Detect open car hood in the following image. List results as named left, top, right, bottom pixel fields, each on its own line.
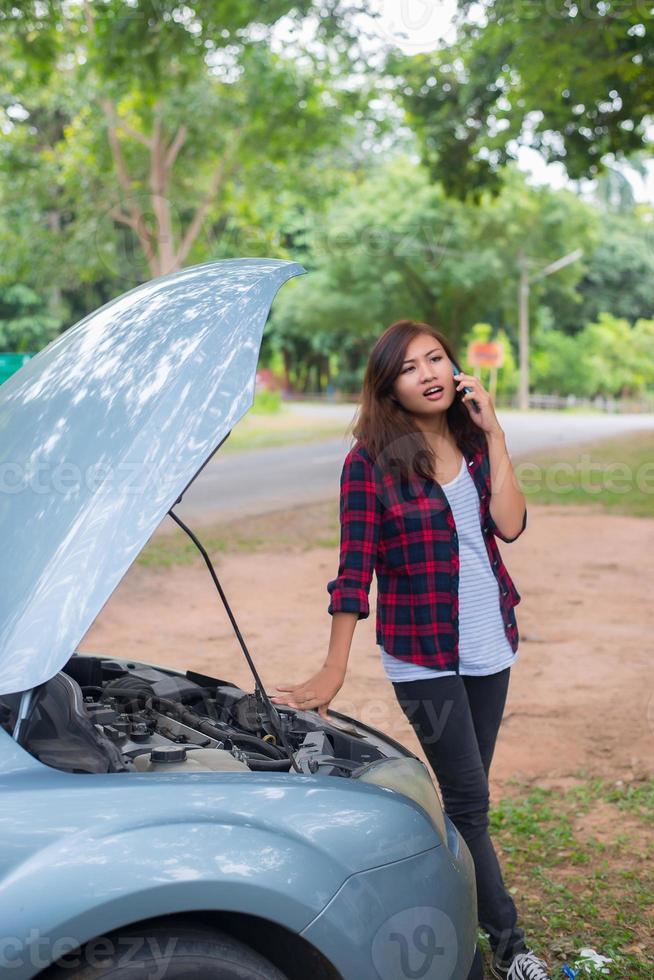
left=0, top=258, right=305, bottom=696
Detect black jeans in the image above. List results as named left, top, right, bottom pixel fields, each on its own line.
left=392, top=668, right=527, bottom=978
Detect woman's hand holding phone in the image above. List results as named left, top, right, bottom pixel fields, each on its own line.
left=451, top=362, right=502, bottom=436
left=451, top=361, right=478, bottom=408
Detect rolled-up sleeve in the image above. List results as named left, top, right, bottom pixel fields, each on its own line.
left=486, top=505, right=527, bottom=543
left=476, top=431, right=528, bottom=543
left=327, top=449, right=382, bottom=620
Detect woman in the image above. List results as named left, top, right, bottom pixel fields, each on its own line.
left=271, top=320, right=551, bottom=980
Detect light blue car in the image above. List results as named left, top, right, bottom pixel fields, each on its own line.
left=0, top=259, right=479, bottom=980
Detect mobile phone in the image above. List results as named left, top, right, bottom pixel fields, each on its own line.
left=450, top=359, right=481, bottom=414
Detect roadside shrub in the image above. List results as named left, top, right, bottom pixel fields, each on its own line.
left=252, top=389, right=282, bottom=414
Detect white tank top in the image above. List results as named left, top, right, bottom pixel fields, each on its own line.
left=380, top=455, right=518, bottom=681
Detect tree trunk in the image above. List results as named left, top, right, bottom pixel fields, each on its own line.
left=281, top=348, right=293, bottom=392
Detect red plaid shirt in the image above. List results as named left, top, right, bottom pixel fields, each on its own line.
left=327, top=432, right=526, bottom=672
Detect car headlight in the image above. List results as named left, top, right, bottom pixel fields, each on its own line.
left=353, top=756, right=447, bottom=843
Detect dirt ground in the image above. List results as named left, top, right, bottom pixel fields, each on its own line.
left=80, top=502, right=654, bottom=799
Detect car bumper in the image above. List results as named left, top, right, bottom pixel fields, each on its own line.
left=301, top=816, right=477, bottom=980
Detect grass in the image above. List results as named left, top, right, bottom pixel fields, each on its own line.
left=138, top=500, right=340, bottom=568
left=515, top=430, right=654, bottom=518
left=477, top=774, right=654, bottom=977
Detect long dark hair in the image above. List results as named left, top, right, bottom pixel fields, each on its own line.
left=350, top=319, right=481, bottom=481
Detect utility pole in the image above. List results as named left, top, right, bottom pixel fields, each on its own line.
left=516, top=248, right=584, bottom=411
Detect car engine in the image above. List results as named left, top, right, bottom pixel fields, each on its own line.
left=4, top=654, right=403, bottom=777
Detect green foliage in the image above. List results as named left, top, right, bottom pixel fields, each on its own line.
left=466, top=322, right=492, bottom=343
left=0, top=283, right=61, bottom=352
left=581, top=312, right=654, bottom=396
left=532, top=311, right=654, bottom=398
left=0, top=0, right=376, bottom=292
left=1, top=1, right=652, bottom=402
left=0, top=1, right=315, bottom=95
left=386, top=2, right=653, bottom=199
left=531, top=329, right=591, bottom=397
left=488, top=775, right=654, bottom=977
left=269, top=159, right=598, bottom=391
left=572, top=210, right=654, bottom=330
left=251, top=388, right=282, bottom=414
left=515, top=430, right=654, bottom=518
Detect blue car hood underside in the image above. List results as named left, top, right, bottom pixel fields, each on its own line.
left=0, top=258, right=305, bottom=696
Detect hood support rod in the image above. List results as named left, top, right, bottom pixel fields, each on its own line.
left=167, top=509, right=301, bottom=773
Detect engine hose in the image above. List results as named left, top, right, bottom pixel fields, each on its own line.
left=189, top=714, right=287, bottom=759
left=152, top=698, right=287, bottom=760
left=226, top=732, right=287, bottom=759
left=178, top=709, right=288, bottom=759
left=153, top=699, right=226, bottom=737
left=246, top=757, right=293, bottom=771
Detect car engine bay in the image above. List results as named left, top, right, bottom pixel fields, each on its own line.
left=1, top=655, right=407, bottom=777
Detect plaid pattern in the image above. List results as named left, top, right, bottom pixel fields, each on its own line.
left=327, top=432, right=526, bottom=671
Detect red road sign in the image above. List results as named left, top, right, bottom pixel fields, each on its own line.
left=467, top=340, right=504, bottom=368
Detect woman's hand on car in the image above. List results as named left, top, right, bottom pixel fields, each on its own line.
left=270, top=664, right=344, bottom=719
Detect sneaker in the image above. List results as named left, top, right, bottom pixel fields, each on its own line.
left=490, top=948, right=552, bottom=980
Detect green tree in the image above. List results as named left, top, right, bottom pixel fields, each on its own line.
left=531, top=326, right=593, bottom=397
left=269, top=159, right=596, bottom=391
left=0, top=284, right=61, bottom=352
left=569, top=209, right=654, bottom=330
left=577, top=312, right=654, bottom=397
left=531, top=310, right=654, bottom=398
left=631, top=318, right=654, bottom=391
left=0, top=0, right=376, bottom=288
left=386, top=1, right=653, bottom=200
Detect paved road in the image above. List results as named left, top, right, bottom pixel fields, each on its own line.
left=170, top=405, right=654, bottom=528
